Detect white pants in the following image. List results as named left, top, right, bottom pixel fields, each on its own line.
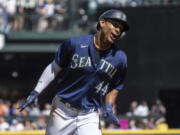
left=45, top=96, right=102, bottom=135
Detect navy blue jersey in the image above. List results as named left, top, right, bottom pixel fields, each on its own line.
left=54, top=35, right=127, bottom=110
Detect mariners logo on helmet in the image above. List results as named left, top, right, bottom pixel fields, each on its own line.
left=97, top=9, right=130, bottom=31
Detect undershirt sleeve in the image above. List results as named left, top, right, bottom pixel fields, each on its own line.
left=34, top=61, right=62, bottom=94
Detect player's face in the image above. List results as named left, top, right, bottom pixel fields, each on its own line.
left=100, top=19, right=124, bottom=44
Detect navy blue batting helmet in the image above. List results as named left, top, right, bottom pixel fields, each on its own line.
left=97, top=9, right=130, bottom=31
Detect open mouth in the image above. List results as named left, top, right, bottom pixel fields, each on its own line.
left=111, top=33, right=119, bottom=40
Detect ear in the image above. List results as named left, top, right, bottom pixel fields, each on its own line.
left=99, top=19, right=106, bottom=29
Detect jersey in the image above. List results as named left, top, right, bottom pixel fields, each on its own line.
left=54, top=34, right=127, bottom=110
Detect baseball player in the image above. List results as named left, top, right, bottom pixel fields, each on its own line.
left=18, top=9, right=129, bottom=135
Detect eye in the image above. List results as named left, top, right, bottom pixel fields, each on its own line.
left=113, top=22, right=124, bottom=31
left=110, top=20, right=121, bottom=28
left=113, top=22, right=119, bottom=28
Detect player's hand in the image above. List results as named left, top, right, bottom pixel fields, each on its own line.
left=17, top=90, right=39, bottom=112
left=102, top=102, right=120, bottom=127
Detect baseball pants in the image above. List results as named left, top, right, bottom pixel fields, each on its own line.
left=45, top=96, right=102, bottom=135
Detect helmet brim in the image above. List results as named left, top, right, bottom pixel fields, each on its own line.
left=96, top=19, right=130, bottom=31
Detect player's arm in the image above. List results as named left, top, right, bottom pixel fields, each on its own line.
left=34, top=60, right=62, bottom=93
left=18, top=61, right=62, bottom=111
left=105, top=89, right=119, bottom=104
left=102, top=89, right=120, bottom=126
left=102, top=51, right=127, bottom=126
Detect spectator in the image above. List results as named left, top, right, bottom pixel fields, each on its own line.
left=0, top=117, right=10, bottom=131
left=9, top=119, right=24, bottom=131
left=133, top=101, right=150, bottom=129
left=126, top=100, right=138, bottom=116
left=129, top=120, right=138, bottom=129
left=146, top=118, right=156, bottom=129
left=33, top=0, right=46, bottom=30
left=3, top=0, right=17, bottom=31
left=36, top=0, right=55, bottom=32
left=107, top=123, right=119, bottom=129
left=134, top=101, right=149, bottom=117
left=36, top=115, right=47, bottom=130
left=23, top=119, right=34, bottom=130
left=150, top=99, right=166, bottom=116
left=29, top=105, right=40, bottom=117
left=11, top=101, right=29, bottom=116
left=0, top=99, right=9, bottom=116
left=41, top=103, right=51, bottom=116
left=0, top=4, right=10, bottom=34
left=16, top=2, right=25, bottom=31
left=53, top=0, right=67, bottom=31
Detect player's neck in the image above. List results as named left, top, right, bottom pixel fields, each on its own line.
left=94, top=33, right=111, bottom=51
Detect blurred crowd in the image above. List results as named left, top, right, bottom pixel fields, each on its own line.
left=0, top=0, right=180, bottom=34
left=0, top=99, right=51, bottom=131
left=0, top=0, right=67, bottom=33
left=0, top=98, right=167, bottom=131
left=101, top=100, right=168, bottom=130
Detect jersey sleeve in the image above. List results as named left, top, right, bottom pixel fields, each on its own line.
left=111, top=52, right=127, bottom=91
left=54, top=39, right=72, bottom=68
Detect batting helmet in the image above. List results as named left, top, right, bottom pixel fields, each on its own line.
left=97, top=9, right=130, bottom=31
